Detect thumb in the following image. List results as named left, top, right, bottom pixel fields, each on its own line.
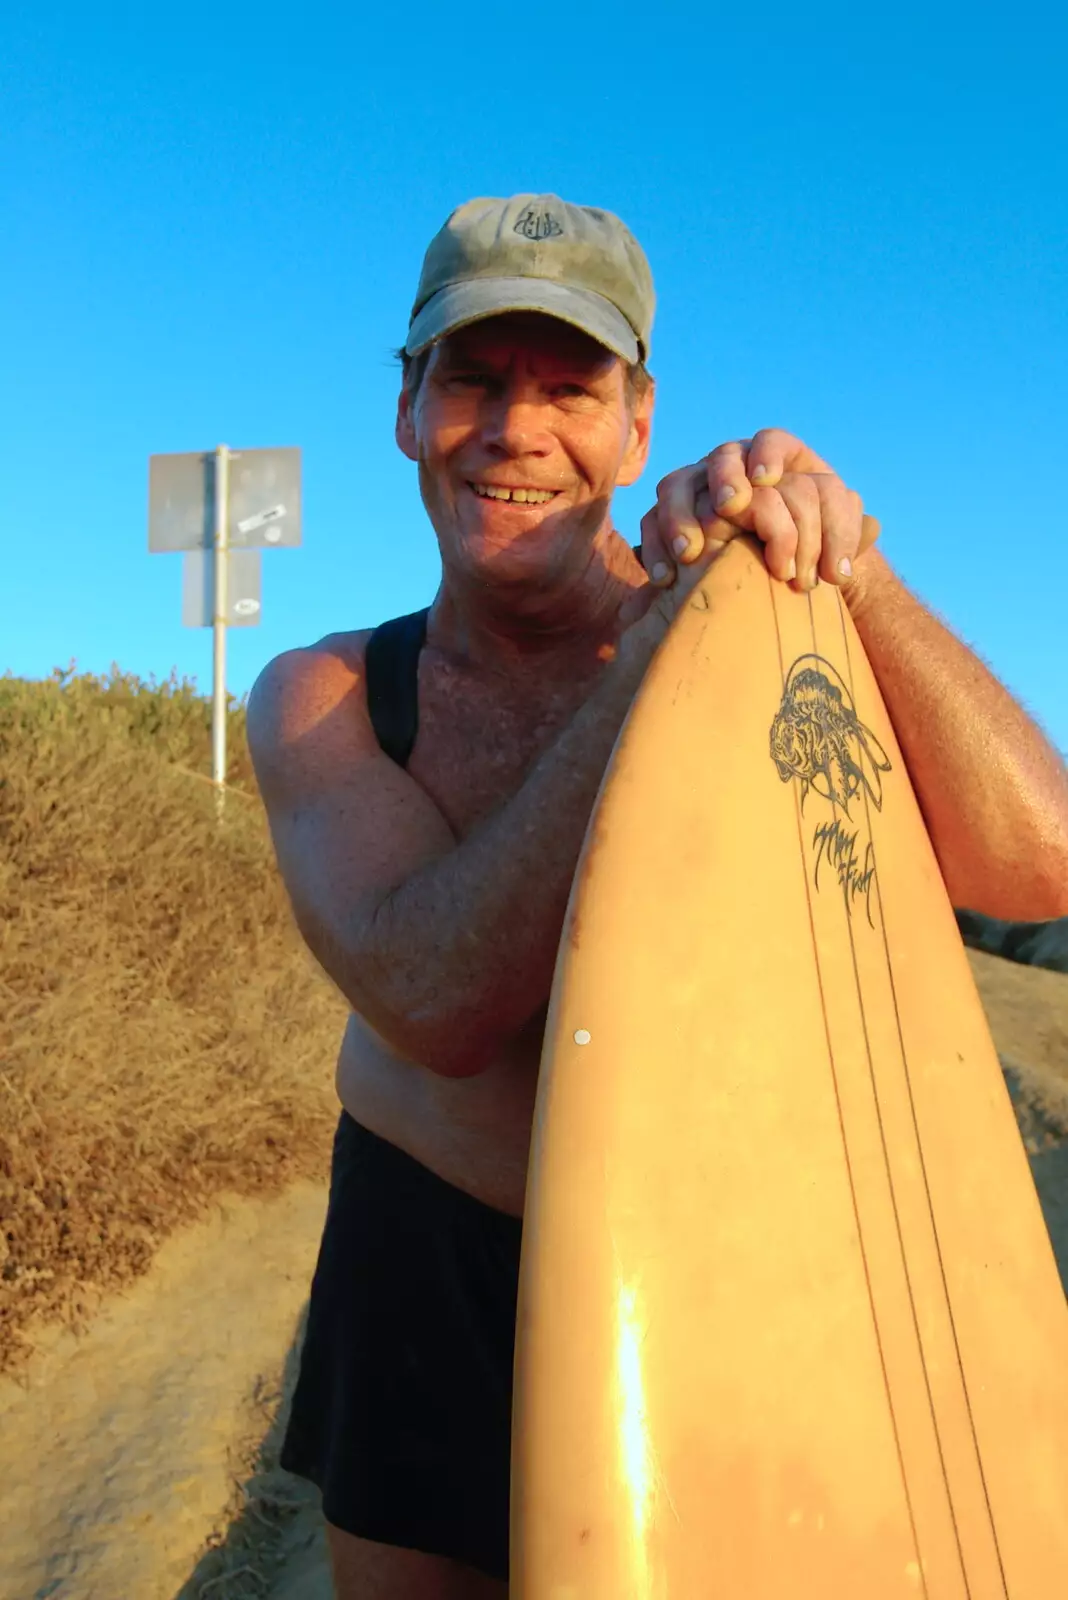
left=859, top=514, right=880, bottom=555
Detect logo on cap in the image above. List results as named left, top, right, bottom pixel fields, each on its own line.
left=513, top=206, right=563, bottom=241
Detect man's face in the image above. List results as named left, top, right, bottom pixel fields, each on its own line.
left=395, top=312, right=652, bottom=585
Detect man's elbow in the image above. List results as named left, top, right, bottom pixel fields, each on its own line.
left=294, top=912, right=505, bottom=1078
left=321, top=956, right=502, bottom=1078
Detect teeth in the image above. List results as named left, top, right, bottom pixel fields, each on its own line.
left=471, top=483, right=555, bottom=504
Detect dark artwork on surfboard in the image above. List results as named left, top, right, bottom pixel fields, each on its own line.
left=770, top=652, right=893, bottom=924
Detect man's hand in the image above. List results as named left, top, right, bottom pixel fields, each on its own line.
left=639, top=428, right=881, bottom=592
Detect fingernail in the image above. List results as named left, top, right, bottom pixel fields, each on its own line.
left=651, top=560, right=671, bottom=583
left=706, top=539, right=726, bottom=554
left=671, top=535, right=690, bottom=559
left=715, top=484, right=736, bottom=509
left=785, top=557, right=797, bottom=581
left=838, top=556, right=852, bottom=579
left=750, top=463, right=772, bottom=482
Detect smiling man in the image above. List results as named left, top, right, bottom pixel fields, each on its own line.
left=247, top=194, right=1068, bottom=1599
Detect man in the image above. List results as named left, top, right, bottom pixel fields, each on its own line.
left=247, top=194, right=1068, bottom=1599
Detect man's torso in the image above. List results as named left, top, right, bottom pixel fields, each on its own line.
left=329, top=620, right=604, bottom=1217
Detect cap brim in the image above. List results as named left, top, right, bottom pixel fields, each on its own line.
left=405, top=277, right=641, bottom=364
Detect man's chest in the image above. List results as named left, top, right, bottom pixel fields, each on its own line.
left=405, top=653, right=594, bottom=835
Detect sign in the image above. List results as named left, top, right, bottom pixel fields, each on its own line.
left=149, top=440, right=300, bottom=815
left=182, top=548, right=263, bottom=628
left=148, top=447, right=302, bottom=552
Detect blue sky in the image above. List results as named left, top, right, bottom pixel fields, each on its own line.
left=3, top=3, right=1066, bottom=752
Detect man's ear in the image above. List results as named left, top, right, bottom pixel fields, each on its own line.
left=615, top=380, right=655, bottom=488
left=396, top=383, right=418, bottom=461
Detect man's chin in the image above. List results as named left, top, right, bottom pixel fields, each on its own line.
left=453, top=506, right=578, bottom=571
left=426, top=488, right=614, bottom=582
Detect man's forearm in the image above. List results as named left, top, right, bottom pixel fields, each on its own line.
left=844, top=548, right=1068, bottom=919
left=362, top=643, right=653, bottom=1076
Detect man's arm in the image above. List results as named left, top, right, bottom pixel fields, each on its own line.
left=644, top=429, right=1068, bottom=922
left=247, top=617, right=669, bottom=1081
left=844, top=548, right=1068, bottom=920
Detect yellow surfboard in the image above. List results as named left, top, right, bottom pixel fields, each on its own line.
left=512, top=536, right=1068, bottom=1598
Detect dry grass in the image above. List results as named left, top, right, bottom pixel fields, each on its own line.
left=0, top=666, right=346, bottom=1371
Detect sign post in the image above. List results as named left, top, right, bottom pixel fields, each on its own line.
left=212, top=444, right=231, bottom=815
left=148, top=445, right=302, bottom=818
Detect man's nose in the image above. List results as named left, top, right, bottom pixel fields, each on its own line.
left=481, top=387, right=554, bottom=456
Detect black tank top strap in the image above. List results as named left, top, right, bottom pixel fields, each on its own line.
left=364, top=607, right=429, bottom=768
left=363, top=547, right=643, bottom=768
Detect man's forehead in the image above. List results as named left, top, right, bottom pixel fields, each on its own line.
left=435, top=313, right=619, bottom=370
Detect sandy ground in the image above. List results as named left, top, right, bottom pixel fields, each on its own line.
left=1, top=949, right=1065, bottom=1600
left=0, top=1184, right=332, bottom=1600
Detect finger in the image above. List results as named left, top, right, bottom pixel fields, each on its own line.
left=694, top=487, right=732, bottom=556
left=834, top=515, right=881, bottom=592
left=808, top=481, right=863, bottom=586
left=655, top=464, right=707, bottom=563
left=744, top=429, right=786, bottom=489
left=704, top=442, right=754, bottom=524
left=775, top=476, right=823, bottom=589
left=639, top=506, right=675, bottom=587
left=745, top=427, right=834, bottom=485
left=666, top=521, right=733, bottom=608
left=746, top=485, right=799, bottom=582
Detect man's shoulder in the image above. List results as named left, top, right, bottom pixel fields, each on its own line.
left=246, top=629, right=378, bottom=789
left=252, top=628, right=373, bottom=697
left=304, top=626, right=377, bottom=669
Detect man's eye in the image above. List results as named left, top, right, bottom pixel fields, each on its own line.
left=554, top=383, right=588, bottom=398
left=448, top=373, right=490, bottom=388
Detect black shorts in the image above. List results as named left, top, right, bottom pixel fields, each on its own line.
left=280, top=1112, right=523, bottom=1582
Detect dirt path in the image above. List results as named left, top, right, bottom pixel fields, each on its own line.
left=0, top=1184, right=332, bottom=1600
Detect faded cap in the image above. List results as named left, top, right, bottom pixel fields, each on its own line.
left=405, top=194, right=655, bottom=365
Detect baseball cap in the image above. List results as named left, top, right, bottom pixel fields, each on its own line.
left=405, top=194, right=655, bottom=365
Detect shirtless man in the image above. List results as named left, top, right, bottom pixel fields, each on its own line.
left=246, top=194, right=1068, bottom=1600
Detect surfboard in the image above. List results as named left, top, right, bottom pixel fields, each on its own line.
left=512, top=534, right=1068, bottom=1598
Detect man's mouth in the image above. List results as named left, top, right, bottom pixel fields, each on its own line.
left=468, top=482, right=558, bottom=505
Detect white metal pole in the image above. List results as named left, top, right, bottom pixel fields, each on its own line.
left=212, top=443, right=230, bottom=819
